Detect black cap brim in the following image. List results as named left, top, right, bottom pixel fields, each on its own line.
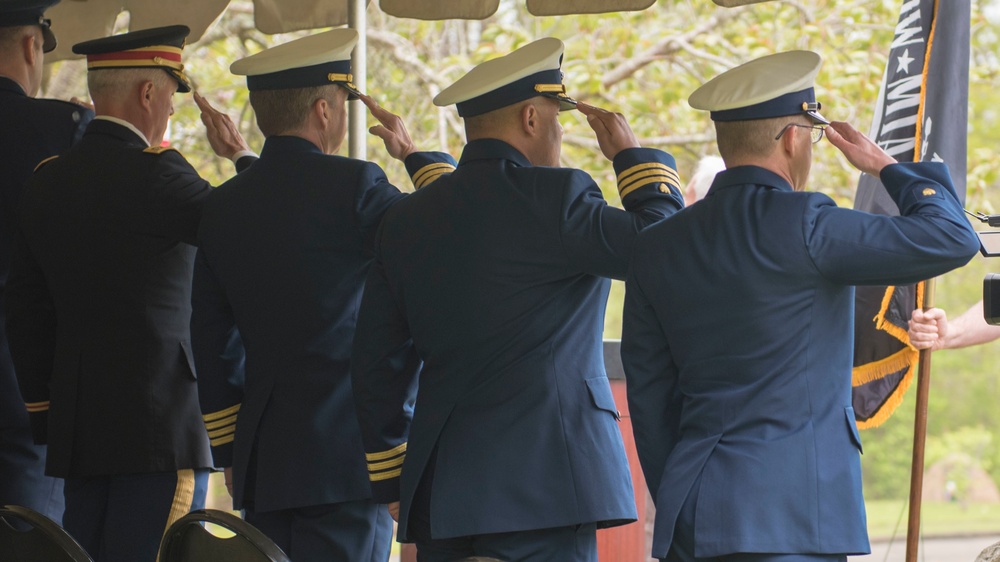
left=541, top=91, right=578, bottom=112
left=807, top=110, right=829, bottom=125
left=41, top=23, right=55, bottom=52
left=340, top=81, right=363, bottom=100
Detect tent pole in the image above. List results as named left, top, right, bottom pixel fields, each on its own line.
left=348, top=0, right=367, bottom=160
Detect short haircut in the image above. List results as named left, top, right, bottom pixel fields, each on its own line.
left=464, top=98, right=534, bottom=140
left=715, top=115, right=803, bottom=162
left=88, top=68, right=175, bottom=100
left=250, top=84, right=345, bottom=137
left=0, top=25, right=37, bottom=56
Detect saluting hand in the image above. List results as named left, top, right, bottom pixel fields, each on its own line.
left=360, top=93, right=416, bottom=162
left=194, top=92, right=251, bottom=160
left=824, top=121, right=896, bottom=178
left=577, top=102, right=640, bottom=161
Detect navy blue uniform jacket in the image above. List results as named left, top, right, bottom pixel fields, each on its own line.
left=622, top=163, right=979, bottom=558
left=351, top=138, right=684, bottom=540
left=0, top=77, right=92, bottom=430
left=6, top=119, right=251, bottom=477
left=191, top=135, right=414, bottom=512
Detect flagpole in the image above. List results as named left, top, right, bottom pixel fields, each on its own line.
left=905, top=277, right=935, bottom=562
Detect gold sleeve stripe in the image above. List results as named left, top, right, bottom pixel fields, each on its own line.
left=207, top=426, right=236, bottom=439
left=210, top=434, right=235, bottom=447
left=365, top=442, right=407, bottom=462
left=620, top=174, right=681, bottom=199
left=204, top=414, right=238, bottom=431
left=416, top=170, right=451, bottom=190
left=25, top=401, right=50, bottom=412
left=619, top=170, right=680, bottom=193
left=369, top=468, right=403, bottom=482
left=412, top=163, right=454, bottom=187
left=616, top=162, right=679, bottom=185
left=203, top=404, right=241, bottom=423
left=368, top=456, right=405, bottom=472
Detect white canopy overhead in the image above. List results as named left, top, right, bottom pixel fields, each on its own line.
left=45, top=0, right=371, bottom=62
left=46, top=0, right=768, bottom=61
left=44, top=0, right=770, bottom=157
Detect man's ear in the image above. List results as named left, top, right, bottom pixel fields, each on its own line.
left=780, top=123, right=799, bottom=157
left=520, top=102, right=538, bottom=137
left=138, top=80, right=155, bottom=111
left=313, top=97, right=330, bottom=129
left=21, top=31, right=39, bottom=66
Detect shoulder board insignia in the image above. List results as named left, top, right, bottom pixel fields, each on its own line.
left=33, top=155, right=59, bottom=172
left=922, top=187, right=937, bottom=196
left=143, top=146, right=181, bottom=156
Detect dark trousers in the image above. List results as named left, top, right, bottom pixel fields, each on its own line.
left=408, top=449, right=597, bottom=561
left=412, top=523, right=598, bottom=562
left=63, top=468, right=209, bottom=562
left=245, top=500, right=393, bottom=562
left=0, top=426, right=64, bottom=523
left=663, top=474, right=847, bottom=562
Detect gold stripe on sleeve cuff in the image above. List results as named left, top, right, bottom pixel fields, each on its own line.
left=203, top=404, right=240, bottom=423
left=620, top=175, right=681, bottom=199
left=366, top=442, right=407, bottom=462
left=210, top=434, right=235, bottom=447
left=207, top=425, right=236, bottom=440
left=416, top=170, right=450, bottom=190
left=25, top=401, right=50, bottom=413
left=368, top=455, right=405, bottom=472
left=204, top=414, right=237, bottom=431
left=412, top=163, right=455, bottom=188
left=369, top=468, right=403, bottom=482
left=616, top=162, right=679, bottom=185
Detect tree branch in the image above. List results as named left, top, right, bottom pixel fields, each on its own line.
left=601, top=8, right=745, bottom=90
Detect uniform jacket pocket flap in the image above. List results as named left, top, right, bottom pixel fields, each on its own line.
left=179, top=340, right=198, bottom=380
left=586, top=376, right=621, bottom=420
left=845, top=406, right=863, bottom=454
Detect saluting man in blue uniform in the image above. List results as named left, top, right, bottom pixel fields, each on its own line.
left=0, top=0, right=93, bottom=524
left=5, top=25, right=254, bottom=562
left=191, top=29, right=431, bottom=562
left=351, top=37, right=685, bottom=561
left=621, top=51, right=980, bottom=562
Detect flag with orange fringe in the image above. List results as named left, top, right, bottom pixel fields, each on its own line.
left=851, top=0, right=969, bottom=429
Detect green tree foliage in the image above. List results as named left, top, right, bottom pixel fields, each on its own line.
left=37, top=0, right=1000, bottom=502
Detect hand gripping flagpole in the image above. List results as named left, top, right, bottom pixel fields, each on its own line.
left=905, top=277, right=934, bottom=562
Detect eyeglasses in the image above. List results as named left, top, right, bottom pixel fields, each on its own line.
left=775, top=123, right=826, bottom=144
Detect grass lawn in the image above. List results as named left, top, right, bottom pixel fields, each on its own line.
left=866, top=500, right=1000, bottom=539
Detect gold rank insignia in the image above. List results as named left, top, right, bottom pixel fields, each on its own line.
left=922, top=187, right=937, bottom=196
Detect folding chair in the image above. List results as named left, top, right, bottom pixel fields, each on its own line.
left=0, top=504, right=92, bottom=562
left=157, top=508, right=289, bottom=562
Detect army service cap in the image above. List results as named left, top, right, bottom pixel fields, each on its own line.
left=0, top=0, right=58, bottom=52
left=434, top=37, right=577, bottom=117
left=72, top=25, right=192, bottom=93
left=689, top=50, right=828, bottom=124
left=230, top=29, right=363, bottom=99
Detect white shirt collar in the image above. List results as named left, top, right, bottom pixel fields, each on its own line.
left=94, top=115, right=151, bottom=147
